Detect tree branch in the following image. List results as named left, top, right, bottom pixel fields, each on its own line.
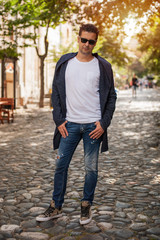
left=34, top=26, right=40, bottom=58
left=44, top=20, right=50, bottom=58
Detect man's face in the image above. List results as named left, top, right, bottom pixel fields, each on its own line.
left=78, top=31, right=97, bottom=56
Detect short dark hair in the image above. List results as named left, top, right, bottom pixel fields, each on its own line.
left=79, top=24, right=99, bottom=40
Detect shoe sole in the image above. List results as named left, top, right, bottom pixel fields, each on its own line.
left=79, top=216, right=92, bottom=225
left=36, top=213, right=62, bottom=222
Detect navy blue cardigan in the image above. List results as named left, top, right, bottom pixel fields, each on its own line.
left=51, top=52, right=117, bottom=153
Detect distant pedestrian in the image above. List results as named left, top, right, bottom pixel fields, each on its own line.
left=145, top=78, right=149, bottom=89
left=132, top=74, right=138, bottom=97
left=139, top=79, right=143, bottom=91
left=36, top=23, right=117, bottom=225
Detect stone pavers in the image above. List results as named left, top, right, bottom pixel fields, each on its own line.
left=0, top=88, right=160, bottom=240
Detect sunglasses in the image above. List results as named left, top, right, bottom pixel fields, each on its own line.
left=80, top=37, right=96, bottom=45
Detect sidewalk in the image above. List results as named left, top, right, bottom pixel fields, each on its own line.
left=0, top=88, right=160, bottom=240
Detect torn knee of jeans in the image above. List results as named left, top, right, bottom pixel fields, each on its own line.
left=57, top=153, right=64, bottom=159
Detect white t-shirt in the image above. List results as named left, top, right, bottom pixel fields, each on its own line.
left=65, top=56, right=101, bottom=123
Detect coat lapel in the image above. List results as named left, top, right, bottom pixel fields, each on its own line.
left=56, top=53, right=77, bottom=113
left=99, top=62, right=110, bottom=115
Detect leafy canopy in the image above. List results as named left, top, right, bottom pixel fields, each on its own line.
left=0, top=0, right=79, bottom=59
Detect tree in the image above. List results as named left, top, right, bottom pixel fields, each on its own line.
left=0, top=0, right=37, bottom=58
left=30, top=0, right=80, bottom=107
left=138, top=17, right=160, bottom=75
left=82, top=0, right=160, bottom=31
left=129, top=59, right=147, bottom=78
left=51, top=37, right=78, bottom=63
left=0, top=1, right=17, bottom=59
left=0, top=0, right=25, bottom=103
left=0, top=0, right=80, bottom=107
left=97, top=33, right=129, bottom=67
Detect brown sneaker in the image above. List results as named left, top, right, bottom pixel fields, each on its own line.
left=79, top=201, right=92, bottom=225
left=36, top=200, right=62, bottom=222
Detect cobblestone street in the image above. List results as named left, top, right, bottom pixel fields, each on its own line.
left=0, top=88, right=160, bottom=240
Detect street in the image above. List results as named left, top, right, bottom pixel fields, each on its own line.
left=0, top=88, right=160, bottom=240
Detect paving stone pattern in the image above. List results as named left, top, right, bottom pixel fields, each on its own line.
left=0, top=88, right=160, bottom=240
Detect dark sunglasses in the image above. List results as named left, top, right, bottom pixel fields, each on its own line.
left=80, top=37, right=96, bottom=45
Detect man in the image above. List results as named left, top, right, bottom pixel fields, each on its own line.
left=36, top=24, right=116, bottom=225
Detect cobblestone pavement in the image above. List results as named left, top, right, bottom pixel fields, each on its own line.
left=0, top=88, right=160, bottom=240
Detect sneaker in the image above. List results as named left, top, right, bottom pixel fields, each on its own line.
left=79, top=201, right=92, bottom=225
left=36, top=200, right=62, bottom=222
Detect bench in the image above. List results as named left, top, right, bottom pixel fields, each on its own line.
left=0, top=98, right=14, bottom=124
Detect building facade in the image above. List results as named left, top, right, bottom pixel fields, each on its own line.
left=0, top=23, right=73, bottom=108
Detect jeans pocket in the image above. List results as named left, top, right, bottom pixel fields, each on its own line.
left=90, top=122, right=96, bottom=129
left=66, top=121, right=71, bottom=128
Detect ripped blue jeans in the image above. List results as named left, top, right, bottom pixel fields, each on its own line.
left=52, top=121, right=102, bottom=207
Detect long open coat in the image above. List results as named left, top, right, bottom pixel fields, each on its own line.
left=51, top=52, right=117, bottom=153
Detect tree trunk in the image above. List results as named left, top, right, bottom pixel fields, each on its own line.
left=34, top=24, right=49, bottom=108
left=1, top=58, right=5, bottom=97
left=39, top=56, right=45, bottom=108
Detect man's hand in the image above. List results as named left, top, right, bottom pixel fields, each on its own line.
left=89, top=121, right=104, bottom=139
left=58, top=121, right=68, bottom=138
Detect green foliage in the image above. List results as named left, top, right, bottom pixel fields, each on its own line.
left=129, top=59, right=148, bottom=78
left=138, top=16, right=160, bottom=75
left=0, top=0, right=34, bottom=59
left=0, top=47, right=19, bottom=59
left=0, top=0, right=80, bottom=59
left=79, top=0, right=160, bottom=73
left=97, top=32, right=130, bottom=67
left=51, top=36, right=78, bottom=62
left=82, top=0, right=160, bottom=79
left=1, top=0, right=159, bottom=91
left=83, top=0, right=160, bottom=33
left=0, top=0, right=81, bottom=107
left=156, top=78, right=160, bottom=86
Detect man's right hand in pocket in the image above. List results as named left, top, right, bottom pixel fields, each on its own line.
left=58, top=120, right=68, bottom=138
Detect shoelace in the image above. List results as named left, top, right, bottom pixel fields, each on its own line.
left=44, top=205, right=55, bottom=216
left=81, top=205, right=90, bottom=217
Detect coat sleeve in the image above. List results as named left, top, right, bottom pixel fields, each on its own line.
left=51, top=65, right=66, bottom=127
left=99, top=67, right=117, bottom=131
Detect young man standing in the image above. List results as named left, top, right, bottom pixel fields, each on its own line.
left=36, top=24, right=116, bottom=225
